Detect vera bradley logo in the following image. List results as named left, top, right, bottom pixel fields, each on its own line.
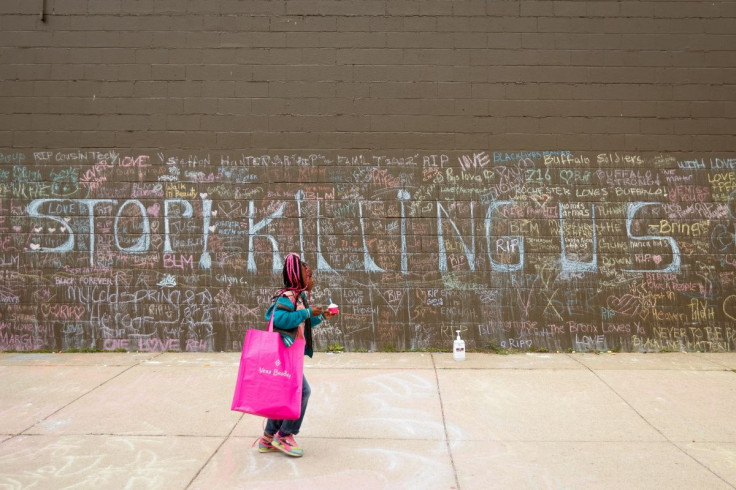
left=258, top=359, right=292, bottom=379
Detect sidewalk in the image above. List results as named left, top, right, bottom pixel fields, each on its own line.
left=1, top=351, right=735, bottom=490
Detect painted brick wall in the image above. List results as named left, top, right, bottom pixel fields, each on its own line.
left=1, top=2, right=735, bottom=352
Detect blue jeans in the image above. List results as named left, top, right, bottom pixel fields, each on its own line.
left=266, top=375, right=310, bottom=436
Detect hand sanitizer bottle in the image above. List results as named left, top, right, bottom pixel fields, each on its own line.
left=453, top=330, right=465, bottom=361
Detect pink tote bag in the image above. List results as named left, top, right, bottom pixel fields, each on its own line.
left=231, top=312, right=305, bottom=420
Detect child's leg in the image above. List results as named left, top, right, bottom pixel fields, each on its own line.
left=278, top=375, right=311, bottom=436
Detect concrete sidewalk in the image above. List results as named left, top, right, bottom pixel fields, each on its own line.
left=0, top=351, right=735, bottom=490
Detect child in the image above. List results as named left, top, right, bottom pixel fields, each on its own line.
left=257, top=253, right=335, bottom=457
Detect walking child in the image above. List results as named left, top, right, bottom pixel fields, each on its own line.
left=257, top=253, right=335, bottom=457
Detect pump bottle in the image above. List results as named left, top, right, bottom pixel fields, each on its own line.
left=453, top=330, right=465, bottom=361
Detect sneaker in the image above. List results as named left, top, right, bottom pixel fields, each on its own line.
left=257, top=437, right=278, bottom=453
left=271, top=433, right=304, bottom=457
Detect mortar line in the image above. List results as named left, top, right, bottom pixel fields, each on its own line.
left=431, top=353, right=461, bottom=490
left=567, top=354, right=735, bottom=489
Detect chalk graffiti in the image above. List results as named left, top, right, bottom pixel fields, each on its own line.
left=1, top=150, right=735, bottom=353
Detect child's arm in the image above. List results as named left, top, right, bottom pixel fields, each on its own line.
left=269, top=296, right=313, bottom=331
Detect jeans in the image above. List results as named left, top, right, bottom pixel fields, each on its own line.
left=266, top=374, right=310, bottom=436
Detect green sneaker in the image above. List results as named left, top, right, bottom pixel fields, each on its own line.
left=271, top=433, right=304, bottom=457
left=257, top=437, right=278, bottom=453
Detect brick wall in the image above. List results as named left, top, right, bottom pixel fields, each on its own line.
left=0, top=2, right=735, bottom=352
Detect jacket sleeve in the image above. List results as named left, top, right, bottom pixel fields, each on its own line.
left=310, top=311, right=324, bottom=328
left=267, top=296, right=312, bottom=331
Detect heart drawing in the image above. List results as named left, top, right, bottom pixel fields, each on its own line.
left=723, top=295, right=736, bottom=321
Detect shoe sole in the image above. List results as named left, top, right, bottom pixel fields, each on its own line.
left=272, top=441, right=303, bottom=457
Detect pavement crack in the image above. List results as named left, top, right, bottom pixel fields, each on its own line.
left=186, top=412, right=244, bottom=489
left=432, top=353, right=461, bottom=490
left=567, top=354, right=735, bottom=489
left=17, top=358, right=148, bottom=436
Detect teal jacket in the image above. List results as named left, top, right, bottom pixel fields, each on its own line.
left=265, top=292, right=324, bottom=358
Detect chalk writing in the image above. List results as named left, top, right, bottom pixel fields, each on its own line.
left=0, top=150, right=734, bottom=353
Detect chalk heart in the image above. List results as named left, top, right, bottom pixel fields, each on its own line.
left=64, top=217, right=71, bottom=222
left=33, top=226, right=42, bottom=233
left=48, top=227, right=56, bottom=233
left=208, top=225, right=216, bottom=232
left=200, top=192, right=208, bottom=199
left=147, top=203, right=160, bottom=217
left=40, top=303, right=85, bottom=319
left=608, top=293, right=639, bottom=316
left=638, top=308, right=650, bottom=321
left=530, top=193, right=551, bottom=209
left=211, top=210, right=217, bottom=216
left=33, top=288, right=52, bottom=302
left=652, top=255, right=662, bottom=264
left=12, top=226, right=21, bottom=232
left=724, top=296, right=736, bottom=321
left=29, top=243, right=41, bottom=250
left=559, top=169, right=574, bottom=184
